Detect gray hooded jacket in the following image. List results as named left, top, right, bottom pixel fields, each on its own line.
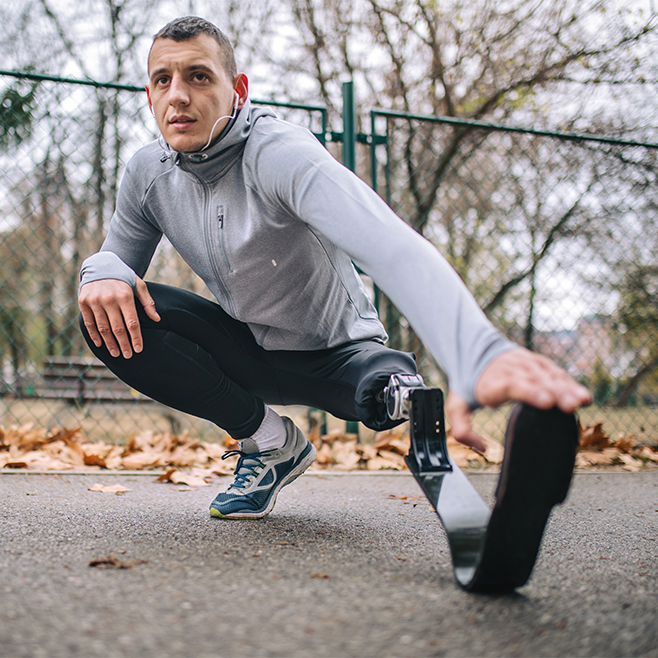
left=80, top=99, right=514, bottom=406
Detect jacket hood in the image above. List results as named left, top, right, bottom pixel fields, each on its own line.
left=174, top=98, right=277, bottom=181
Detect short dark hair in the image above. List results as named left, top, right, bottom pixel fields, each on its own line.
left=151, top=16, right=237, bottom=78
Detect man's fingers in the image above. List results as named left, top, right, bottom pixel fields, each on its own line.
left=445, top=391, right=487, bottom=453
left=103, top=305, right=135, bottom=358
left=79, top=307, right=103, bottom=349
left=78, top=279, right=145, bottom=359
left=87, top=305, right=122, bottom=358
left=475, top=347, right=592, bottom=413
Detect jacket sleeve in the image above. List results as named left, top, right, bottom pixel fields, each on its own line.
left=248, top=122, right=515, bottom=406
left=79, top=153, right=163, bottom=292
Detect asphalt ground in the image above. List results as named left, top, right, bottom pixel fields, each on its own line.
left=0, top=470, right=656, bottom=658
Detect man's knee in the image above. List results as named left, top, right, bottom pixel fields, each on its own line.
left=352, top=345, right=417, bottom=430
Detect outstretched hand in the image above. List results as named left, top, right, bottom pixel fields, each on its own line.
left=446, top=347, right=592, bottom=452
left=78, top=276, right=160, bottom=359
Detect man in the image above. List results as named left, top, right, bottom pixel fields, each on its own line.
left=78, top=16, right=591, bottom=520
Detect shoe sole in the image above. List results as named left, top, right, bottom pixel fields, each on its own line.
left=209, top=442, right=317, bottom=520
left=464, top=403, right=578, bottom=592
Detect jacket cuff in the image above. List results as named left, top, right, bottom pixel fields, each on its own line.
left=78, top=251, right=137, bottom=294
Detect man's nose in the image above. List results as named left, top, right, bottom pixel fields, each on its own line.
left=168, top=74, right=190, bottom=106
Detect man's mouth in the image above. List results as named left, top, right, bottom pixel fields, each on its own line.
left=169, top=116, right=196, bottom=128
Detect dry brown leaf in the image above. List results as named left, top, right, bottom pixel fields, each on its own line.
left=366, top=455, right=401, bottom=470
left=331, top=440, right=360, bottom=470
left=223, top=436, right=239, bottom=450
left=209, top=460, right=236, bottom=475
left=89, top=555, right=147, bottom=569
left=62, top=438, right=86, bottom=467
left=376, top=449, right=407, bottom=469
left=637, top=447, right=658, bottom=464
left=321, top=429, right=344, bottom=445
left=613, top=434, right=637, bottom=454
left=374, top=432, right=410, bottom=455
left=166, top=446, right=201, bottom=467
left=155, top=468, right=177, bottom=482
left=88, top=483, right=132, bottom=494
left=357, top=444, right=378, bottom=461
left=83, top=453, right=107, bottom=468
left=579, top=423, right=611, bottom=451
left=121, top=451, right=162, bottom=470
left=577, top=449, right=620, bottom=466
left=307, top=426, right=322, bottom=449
left=315, top=443, right=335, bottom=465
left=446, top=437, right=486, bottom=468
left=50, top=427, right=83, bottom=445
left=155, top=468, right=210, bottom=487
left=170, top=470, right=210, bottom=487
left=617, top=453, right=641, bottom=472
left=203, top=442, right=227, bottom=460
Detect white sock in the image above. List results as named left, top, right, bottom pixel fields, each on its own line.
left=240, top=406, right=287, bottom=453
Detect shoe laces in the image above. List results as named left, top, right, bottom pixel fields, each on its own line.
left=222, top=450, right=268, bottom=490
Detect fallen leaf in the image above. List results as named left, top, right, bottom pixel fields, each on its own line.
left=121, top=450, right=163, bottom=470
left=637, top=447, right=658, bottom=464
left=366, top=455, right=403, bottom=471
left=89, top=555, right=147, bottom=569
left=321, top=429, right=344, bottom=445
left=578, top=449, right=619, bottom=466
left=310, top=572, right=330, bottom=579
left=156, top=468, right=177, bottom=482
left=375, top=449, right=407, bottom=469
left=155, top=468, right=209, bottom=487
left=579, top=423, right=611, bottom=451
left=374, top=431, right=410, bottom=455
left=617, top=453, right=641, bottom=472
left=88, top=483, right=132, bottom=494
left=83, top=454, right=107, bottom=468
left=614, top=434, right=637, bottom=454
left=170, top=471, right=210, bottom=487
left=315, top=443, right=335, bottom=465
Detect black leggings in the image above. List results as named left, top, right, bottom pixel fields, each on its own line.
left=80, top=283, right=417, bottom=439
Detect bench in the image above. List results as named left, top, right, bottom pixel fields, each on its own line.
left=32, top=356, right=151, bottom=404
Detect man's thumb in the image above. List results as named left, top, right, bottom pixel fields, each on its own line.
left=445, top=391, right=486, bottom=453
left=135, top=279, right=160, bottom=322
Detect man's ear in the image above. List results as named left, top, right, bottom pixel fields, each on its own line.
left=145, top=84, right=153, bottom=114
left=234, top=73, right=249, bottom=109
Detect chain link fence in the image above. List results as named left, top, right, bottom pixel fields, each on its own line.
left=2, top=70, right=657, bottom=447
left=0, top=71, right=326, bottom=442
left=370, top=110, right=658, bottom=444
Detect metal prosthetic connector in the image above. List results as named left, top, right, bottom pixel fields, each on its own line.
left=384, top=373, right=425, bottom=421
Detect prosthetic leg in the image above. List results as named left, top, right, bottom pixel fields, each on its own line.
left=385, top=374, right=579, bottom=593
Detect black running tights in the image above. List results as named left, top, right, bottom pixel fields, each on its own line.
left=80, top=283, right=417, bottom=439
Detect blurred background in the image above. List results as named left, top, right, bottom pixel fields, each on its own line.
left=1, top=0, right=657, bottom=445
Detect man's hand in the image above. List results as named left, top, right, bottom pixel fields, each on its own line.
left=446, top=347, right=592, bottom=453
left=78, top=277, right=160, bottom=359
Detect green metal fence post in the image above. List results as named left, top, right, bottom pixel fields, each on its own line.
left=342, top=80, right=359, bottom=439
left=342, top=81, right=356, bottom=172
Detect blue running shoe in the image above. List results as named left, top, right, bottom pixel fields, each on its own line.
left=209, top=417, right=316, bottom=519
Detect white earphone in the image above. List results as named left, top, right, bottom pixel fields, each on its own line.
left=201, top=91, right=240, bottom=152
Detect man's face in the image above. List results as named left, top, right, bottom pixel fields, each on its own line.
left=146, top=35, right=243, bottom=153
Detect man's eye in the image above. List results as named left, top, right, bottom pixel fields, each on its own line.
left=156, top=76, right=169, bottom=86
left=193, top=73, right=208, bottom=82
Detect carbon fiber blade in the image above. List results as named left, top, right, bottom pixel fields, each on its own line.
left=409, top=458, right=490, bottom=587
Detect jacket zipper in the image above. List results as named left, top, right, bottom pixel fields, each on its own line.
left=217, top=204, right=234, bottom=275
left=202, top=187, right=236, bottom=316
